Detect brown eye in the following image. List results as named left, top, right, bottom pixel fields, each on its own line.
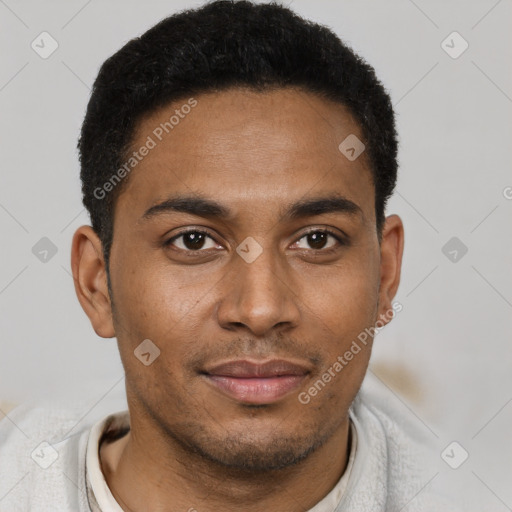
left=306, top=232, right=329, bottom=250
left=293, top=230, right=344, bottom=251
left=165, top=230, right=220, bottom=251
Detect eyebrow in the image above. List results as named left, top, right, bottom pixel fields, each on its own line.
left=140, top=194, right=363, bottom=222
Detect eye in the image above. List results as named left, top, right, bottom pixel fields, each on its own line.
left=292, top=229, right=346, bottom=251
left=164, top=229, right=222, bottom=252
left=163, top=227, right=347, bottom=255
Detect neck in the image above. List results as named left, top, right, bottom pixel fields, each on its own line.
left=100, top=416, right=351, bottom=512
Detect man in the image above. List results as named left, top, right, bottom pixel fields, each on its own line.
left=0, top=1, right=457, bottom=510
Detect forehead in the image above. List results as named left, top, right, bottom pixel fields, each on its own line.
left=116, top=87, right=374, bottom=222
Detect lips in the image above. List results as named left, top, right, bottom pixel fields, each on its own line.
left=202, top=359, right=310, bottom=405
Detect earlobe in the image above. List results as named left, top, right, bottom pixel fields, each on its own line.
left=377, top=215, right=404, bottom=325
left=71, top=225, right=115, bottom=338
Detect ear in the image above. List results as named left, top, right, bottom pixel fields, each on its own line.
left=376, top=214, right=404, bottom=326
left=71, top=225, right=115, bottom=338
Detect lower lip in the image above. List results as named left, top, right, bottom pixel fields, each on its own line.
left=204, top=375, right=306, bottom=404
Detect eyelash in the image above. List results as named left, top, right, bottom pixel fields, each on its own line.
left=163, top=228, right=348, bottom=255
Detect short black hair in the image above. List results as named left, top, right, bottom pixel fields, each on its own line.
left=78, top=0, right=398, bottom=271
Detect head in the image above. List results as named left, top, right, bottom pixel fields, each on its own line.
left=72, top=0, right=403, bottom=471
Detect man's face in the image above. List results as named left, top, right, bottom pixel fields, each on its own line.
left=105, top=87, right=388, bottom=470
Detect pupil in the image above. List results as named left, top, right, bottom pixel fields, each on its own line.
left=182, top=232, right=328, bottom=251
left=308, top=232, right=326, bottom=249
left=184, top=232, right=205, bottom=250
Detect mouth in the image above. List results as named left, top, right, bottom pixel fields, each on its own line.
left=201, top=359, right=311, bottom=405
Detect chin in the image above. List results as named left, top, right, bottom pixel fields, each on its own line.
left=179, top=425, right=329, bottom=472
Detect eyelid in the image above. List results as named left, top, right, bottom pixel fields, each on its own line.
left=298, top=226, right=348, bottom=242
left=164, top=227, right=221, bottom=248
left=291, top=227, right=348, bottom=250
left=164, top=226, right=348, bottom=253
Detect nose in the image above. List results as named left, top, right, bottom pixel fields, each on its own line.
left=216, top=244, right=301, bottom=337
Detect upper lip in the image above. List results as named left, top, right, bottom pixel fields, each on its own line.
left=203, top=359, right=311, bottom=378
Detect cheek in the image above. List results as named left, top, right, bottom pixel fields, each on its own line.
left=300, top=267, right=378, bottom=407
left=301, top=253, right=380, bottom=338
left=110, top=231, right=380, bottom=361
left=110, top=254, right=212, bottom=364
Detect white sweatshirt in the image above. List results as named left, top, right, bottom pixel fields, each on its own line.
left=0, top=378, right=458, bottom=511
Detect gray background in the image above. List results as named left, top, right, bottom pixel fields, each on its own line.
left=1, top=0, right=511, bottom=509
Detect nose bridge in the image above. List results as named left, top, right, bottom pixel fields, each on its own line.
left=217, top=240, right=299, bottom=336
left=239, top=242, right=283, bottom=298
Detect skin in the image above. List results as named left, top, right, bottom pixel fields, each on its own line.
left=71, top=86, right=404, bottom=512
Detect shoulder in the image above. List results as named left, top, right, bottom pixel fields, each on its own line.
left=0, top=398, right=100, bottom=511
left=342, top=375, right=463, bottom=512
